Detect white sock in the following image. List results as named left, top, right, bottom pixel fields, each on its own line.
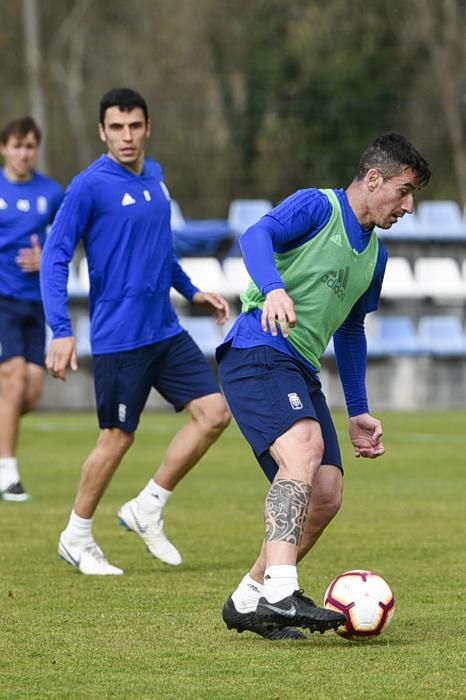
left=231, top=574, right=263, bottom=613
left=263, top=565, right=299, bottom=603
left=136, top=479, right=172, bottom=519
left=63, top=510, right=94, bottom=545
left=0, top=458, right=20, bottom=490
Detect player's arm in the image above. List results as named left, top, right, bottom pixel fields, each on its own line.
left=16, top=234, right=42, bottom=272
left=334, top=248, right=387, bottom=458
left=240, top=191, right=330, bottom=337
left=16, top=185, right=65, bottom=273
left=41, top=177, right=92, bottom=380
left=239, top=218, right=293, bottom=337
left=171, top=255, right=230, bottom=325
left=334, top=313, right=384, bottom=459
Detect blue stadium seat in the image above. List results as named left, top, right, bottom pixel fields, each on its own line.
left=170, top=200, right=232, bottom=257
left=366, top=316, right=422, bottom=357
left=416, top=200, right=466, bottom=240
left=227, top=199, right=273, bottom=255
left=376, top=211, right=427, bottom=240
left=179, top=316, right=223, bottom=357
left=417, top=315, right=466, bottom=357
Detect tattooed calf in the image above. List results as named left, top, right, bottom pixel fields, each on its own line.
left=265, top=479, right=311, bottom=545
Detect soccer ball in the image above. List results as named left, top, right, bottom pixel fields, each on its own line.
left=324, top=570, right=395, bottom=640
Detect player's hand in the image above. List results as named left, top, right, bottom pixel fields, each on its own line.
left=349, top=413, right=385, bottom=459
left=192, top=291, right=230, bottom=324
left=262, top=288, right=296, bottom=337
left=45, top=337, right=79, bottom=381
left=16, top=234, right=42, bottom=272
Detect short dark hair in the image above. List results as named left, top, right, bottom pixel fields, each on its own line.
left=0, top=116, right=42, bottom=145
left=355, top=131, right=431, bottom=188
left=99, top=88, right=149, bottom=125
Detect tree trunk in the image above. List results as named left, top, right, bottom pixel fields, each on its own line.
left=21, top=0, right=48, bottom=172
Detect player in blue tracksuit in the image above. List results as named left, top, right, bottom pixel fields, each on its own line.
left=41, top=88, right=231, bottom=576
left=217, top=133, right=431, bottom=639
left=0, top=117, right=64, bottom=502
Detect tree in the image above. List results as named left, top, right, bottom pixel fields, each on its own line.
left=21, top=0, right=48, bottom=171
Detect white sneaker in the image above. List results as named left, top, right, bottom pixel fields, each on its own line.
left=118, top=499, right=182, bottom=566
left=58, top=533, right=123, bottom=576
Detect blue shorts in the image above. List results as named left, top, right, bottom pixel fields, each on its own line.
left=93, top=330, right=221, bottom=433
left=0, top=295, right=45, bottom=366
left=218, top=344, right=342, bottom=482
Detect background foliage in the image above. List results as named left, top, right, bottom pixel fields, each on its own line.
left=1, top=0, right=465, bottom=215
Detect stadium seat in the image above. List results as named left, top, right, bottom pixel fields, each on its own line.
left=366, top=315, right=422, bottom=356
left=45, top=324, right=52, bottom=352
left=323, top=336, right=335, bottom=358
left=417, top=315, right=466, bottom=356
left=461, top=258, right=466, bottom=286
left=376, top=211, right=426, bottom=240
left=170, top=199, right=186, bottom=229
left=226, top=199, right=273, bottom=255
left=416, top=200, right=466, bottom=240
left=178, top=257, right=226, bottom=293
left=179, top=316, right=223, bottom=357
left=413, top=257, right=466, bottom=299
left=171, top=200, right=232, bottom=257
left=228, top=199, right=273, bottom=237
left=67, top=260, right=87, bottom=298
left=75, top=316, right=91, bottom=357
left=380, top=257, right=420, bottom=299
left=78, top=256, right=90, bottom=294
left=222, top=257, right=252, bottom=298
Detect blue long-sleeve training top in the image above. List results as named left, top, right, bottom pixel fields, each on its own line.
left=41, top=155, right=199, bottom=355
left=0, top=169, right=64, bottom=302
left=218, top=188, right=387, bottom=416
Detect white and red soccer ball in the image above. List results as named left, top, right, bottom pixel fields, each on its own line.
left=324, top=570, right=395, bottom=640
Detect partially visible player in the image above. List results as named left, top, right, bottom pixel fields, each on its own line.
left=41, top=88, right=231, bottom=576
left=217, top=131, right=431, bottom=639
left=0, top=117, right=64, bottom=501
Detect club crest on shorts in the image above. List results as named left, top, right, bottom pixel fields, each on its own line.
left=118, top=403, right=127, bottom=422
left=288, top=392, right=303, bottom=410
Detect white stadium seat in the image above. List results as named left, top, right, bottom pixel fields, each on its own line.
left=178, top=257, right=226, bottom=294
left=380, top=257, right=420, bottom=299
left=222, top=257, right=252, bottom=298
left=78, top=256, right=90, bottom=294
left=413, top=257, right=466, bottom=299
left=67, top=260, right=87, bottom=298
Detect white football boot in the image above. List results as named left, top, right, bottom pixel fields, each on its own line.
left=58, top=533, right=123, bottom=575
left=118, top=498, right=182, bottom=566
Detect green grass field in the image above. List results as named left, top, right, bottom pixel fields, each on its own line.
left=0, top=410, right=464, bottom=699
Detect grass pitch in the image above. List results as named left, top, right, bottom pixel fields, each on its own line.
left=0, top=410, right=464, bottom=699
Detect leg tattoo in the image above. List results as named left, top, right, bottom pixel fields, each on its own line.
left=265, top=479, right=311, bottom=546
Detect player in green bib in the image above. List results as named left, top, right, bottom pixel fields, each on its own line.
left=217, top=132, right=431, bottom=639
